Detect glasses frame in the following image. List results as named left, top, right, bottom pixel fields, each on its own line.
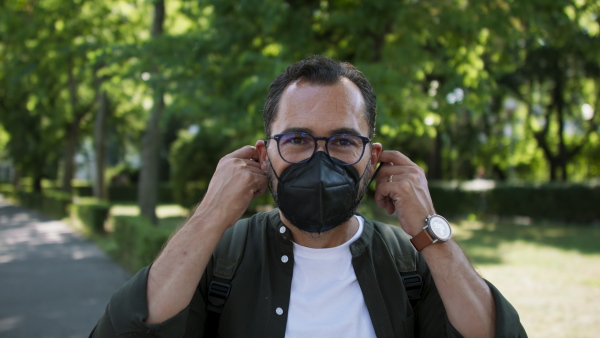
left=266, top=132, right=371, bottom=166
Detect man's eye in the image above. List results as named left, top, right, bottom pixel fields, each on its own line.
left=282, top=134, right=307, bottom=145
left=331, top=137, right=357, bottom=147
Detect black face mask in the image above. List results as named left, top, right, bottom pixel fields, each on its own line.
left=270, top=151, right=369, bottom=233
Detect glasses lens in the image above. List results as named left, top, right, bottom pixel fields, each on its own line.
left=327, top=134, right=365, bottom=165
left=278, top=133, right=315, bottom=163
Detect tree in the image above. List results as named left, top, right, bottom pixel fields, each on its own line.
left=137, top=0, right=166, bottom=224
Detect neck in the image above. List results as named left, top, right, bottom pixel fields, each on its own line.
left=280, top=211, right=358, bottom=248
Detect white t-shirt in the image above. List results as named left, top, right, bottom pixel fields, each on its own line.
left=285, top=215, right=376, bottom=338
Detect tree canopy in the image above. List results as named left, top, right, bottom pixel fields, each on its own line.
left=1, top=0, right=598, bottom=199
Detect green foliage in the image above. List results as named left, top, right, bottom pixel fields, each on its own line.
left=429, top=181, right=600, bottom=223
left=73, top=184, right=173, bottom=204
left=10, top=189, right=72, bottom=219
left=113, top=215, right=172, bottom=272
left=0, top=183, right=15, bottom=200
left=169, top=127, right=236, bottom=208
left=72, top=198, right=111, bottom=234
left=2, top=0, right=599, bottom=199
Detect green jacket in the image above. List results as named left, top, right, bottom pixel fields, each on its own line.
left=91, top=209, right=527, bottom=337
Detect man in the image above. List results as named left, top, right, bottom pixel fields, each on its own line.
left=91, top=56, right=526, bottom=337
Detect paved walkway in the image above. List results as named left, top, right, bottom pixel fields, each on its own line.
left=0, top=197, right=131, bottom=338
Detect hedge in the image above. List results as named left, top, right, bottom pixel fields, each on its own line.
left=430, top=181, right=600, bottom=223
left=72, top=198, right=111, bottom=234
left=113, top=216, right=172, bottom=272
left=5, top=180, right=599, bottom=224
left=8, top=189, right=72, bottom=219
left=73, top=184, right=174, bottom=204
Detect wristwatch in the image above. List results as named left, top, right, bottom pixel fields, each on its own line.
left=410, top=214, right=452, bottom=252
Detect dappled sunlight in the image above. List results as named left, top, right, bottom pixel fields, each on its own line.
left=2, top=220, right=74, bottom=246
left=455, top=219, right=600, bottom=337
left=0, top=316, right=23, bottom=333
left=109, top=204, right=189, bottom=218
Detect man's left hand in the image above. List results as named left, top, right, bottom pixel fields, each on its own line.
left=372, top=150, right=435, bottom=237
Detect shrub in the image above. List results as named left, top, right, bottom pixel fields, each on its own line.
left=486, top=182, right=600, bottom=223
left=0, top=183, right=15, bottom=200
left=72, top=184, right=174, bottom=204
left=42, top=190, right=72, bottom=219
left=113, top=216, right=173, bottom=272
left=72, top=198, right=111, bottom=234
left=429, top=180, right=600, bottom=223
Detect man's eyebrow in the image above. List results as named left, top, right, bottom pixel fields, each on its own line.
left=330, top=128, right=363, bottom=136
left=281, top=127, right=314, bottom=134
left=280, top=127, right=364, bottom=136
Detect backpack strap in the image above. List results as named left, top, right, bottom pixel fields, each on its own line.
left=400, top=272, right=423, bottom=308
left=371, top=219, right=423, bottom=308
left=204, top=218, right=250, bottom=337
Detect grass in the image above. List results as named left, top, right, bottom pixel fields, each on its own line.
left=108, top=203, right=189, bottom=231
left=455, top=220, right=600, bottom=338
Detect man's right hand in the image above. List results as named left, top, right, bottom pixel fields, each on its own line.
left=146, top=144, right=268, bottom=325
left=192, top=145, right=269, bottom=230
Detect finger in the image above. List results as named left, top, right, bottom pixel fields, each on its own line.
left=244, top=164, right=267, bottom=176
left=250, top=173, right=269, bottom=198
left=374, top=165, right=420, bottom=184
left=242, top=158, right=263, bottom=170
left=224, top=145, right=260, bottom=161
left=378, top=150, right=415, bottom=166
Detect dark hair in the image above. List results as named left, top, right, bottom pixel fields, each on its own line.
left=263, top=55, right=377, bottom=138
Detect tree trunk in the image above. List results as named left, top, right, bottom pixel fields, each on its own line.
left=428, top=131, right=442, bottom=180
left=137, top=0, right=165, bottom=225
left=61, top=121, right=80, bottom=193
left=549, top=159, right=558, bottom=181
left=62, top=58, right=92, bottom=194
left=93, top=88, right=109, bottom=200
left=33, top=174, right=42, bottom=193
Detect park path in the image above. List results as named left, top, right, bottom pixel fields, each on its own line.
left=0, top=197, right=131, bottom=338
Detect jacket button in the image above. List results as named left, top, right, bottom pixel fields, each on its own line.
left=281, top=255, right=289, bottom=263
left=276, top=307, right=284, bottom=315
left=279, top=226, right=286, bottom=234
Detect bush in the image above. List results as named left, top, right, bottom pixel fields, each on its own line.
left=72, top=198, right=111, bottom=234
left=0, top=183, right=15, bottom=200
left=429, top=180, right=600, bottom=223
left=42, top=190, right=72, bottom=219
left=72, top=184, right=174, bottom=204
left=486, top=182, right=600, bottom=223
left=12, top=189, right=71, bottom=219
left=113, top=216, right=173, bottom=272
left=73, top=185, right=93, bottom=197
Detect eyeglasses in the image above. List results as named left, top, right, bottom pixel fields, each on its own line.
left=266, top=132, right=371, bottom=165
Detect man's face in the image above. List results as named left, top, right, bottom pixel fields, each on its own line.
left=257, top=77, right=381, bottom=204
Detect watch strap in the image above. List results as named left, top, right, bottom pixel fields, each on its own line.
left=410, top=228, right=434, bottom=252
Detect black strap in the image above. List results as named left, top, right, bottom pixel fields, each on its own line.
left=401, top=272, right=423, bottom=308
left=204, top=218, right=251, bottom=338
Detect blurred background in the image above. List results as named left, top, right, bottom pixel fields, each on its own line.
left=0, top=0, right=599, bottom=337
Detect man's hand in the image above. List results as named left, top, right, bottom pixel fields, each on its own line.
left=146, top=145, right=268, bottom=325
left=193, top=145, right=269, bottom=229
left=371, top=149, right=496, bottom=338
left=372, top=150, right=434, bottom=236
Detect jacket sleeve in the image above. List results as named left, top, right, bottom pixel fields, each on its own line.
left=89, top=265, right=201, bottom=338
left=415, top=258, right=527, bottom=337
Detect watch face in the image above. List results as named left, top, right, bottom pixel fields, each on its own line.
left=430, top=216, right=451, bottom=240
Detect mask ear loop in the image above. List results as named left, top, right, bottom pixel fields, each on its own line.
left=367, top=162, right=383, bottom=188
left=265, top=154, right=281, bottom=200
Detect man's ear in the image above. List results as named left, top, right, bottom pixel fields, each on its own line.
left=369, top=143, right=383, bottom=179
left=255, top=140, right=268, bottom=173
